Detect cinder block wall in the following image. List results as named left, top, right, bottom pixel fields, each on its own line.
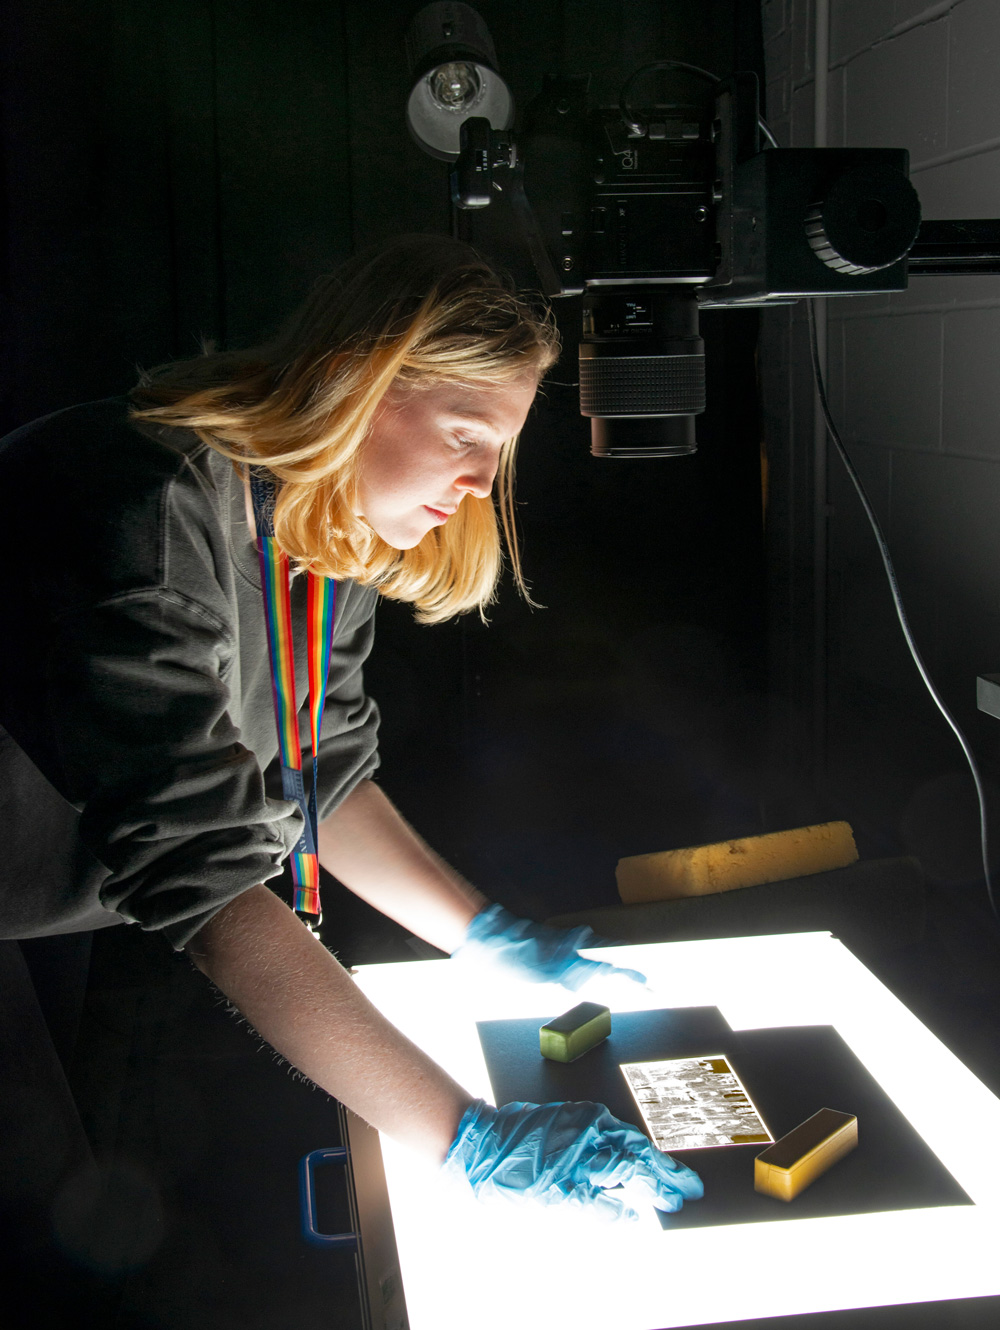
left=760, top=0, right=1000, bottom=886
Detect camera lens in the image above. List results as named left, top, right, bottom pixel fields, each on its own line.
left=579, top=288, right=705, bottom=457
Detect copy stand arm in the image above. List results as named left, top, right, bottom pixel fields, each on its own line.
left=907, top=219, right=1000, bottom=275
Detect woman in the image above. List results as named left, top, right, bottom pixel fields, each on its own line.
left=0, top=234, right=702, bottom=1220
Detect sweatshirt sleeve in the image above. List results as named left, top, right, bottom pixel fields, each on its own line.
left=46, top=586, right=304, bottom=950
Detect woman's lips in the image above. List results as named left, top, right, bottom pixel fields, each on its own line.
left=424, top=506, right=454, bottom=522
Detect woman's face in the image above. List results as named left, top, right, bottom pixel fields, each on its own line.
left=355, top=374, right=539, bottom=549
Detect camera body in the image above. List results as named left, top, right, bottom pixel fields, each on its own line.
left=515, top=75, right=716, bottom=296
left=453, top=70, right=920, bottom=455
left=506, top=72, right=916, bottom=303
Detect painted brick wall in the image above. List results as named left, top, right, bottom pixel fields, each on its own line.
left=761, top=0, right=1000, bottom=881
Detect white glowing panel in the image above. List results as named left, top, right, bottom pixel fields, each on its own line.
left=352, top=933, right=1000, bottom=1330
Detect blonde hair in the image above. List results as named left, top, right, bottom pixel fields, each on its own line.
left=130, top=235, right=560, bottom=623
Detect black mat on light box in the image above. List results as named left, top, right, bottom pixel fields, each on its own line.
left=475, top=1007, right=971, bottom=1229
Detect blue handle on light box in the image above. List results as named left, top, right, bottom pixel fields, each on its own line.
left=298, top=1147, right=359, bottom=1250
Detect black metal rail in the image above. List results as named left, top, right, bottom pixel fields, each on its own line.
left=907, top=219, right=1000, bottom=274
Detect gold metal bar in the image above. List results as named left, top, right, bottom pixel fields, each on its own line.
left=754, top=1107, right=858, bottom=1201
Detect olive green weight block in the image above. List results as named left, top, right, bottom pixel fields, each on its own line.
left=539, top=1001, right=611, bottom=1063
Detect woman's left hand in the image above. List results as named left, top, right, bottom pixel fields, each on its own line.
left=451, top=903, right=647, bottom=990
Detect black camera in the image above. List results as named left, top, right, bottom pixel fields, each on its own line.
left=406, top=3, right=992, bottom=457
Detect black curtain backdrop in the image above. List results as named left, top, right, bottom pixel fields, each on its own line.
left=1, top=0, right=767, bottom=928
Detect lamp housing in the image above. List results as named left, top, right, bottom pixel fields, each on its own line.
left=405, top=3, right=513, bottom=162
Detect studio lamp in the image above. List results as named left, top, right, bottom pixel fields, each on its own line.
left=405, top=2, right=513, bottom=161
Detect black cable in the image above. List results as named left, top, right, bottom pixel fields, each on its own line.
left=618, top=60, right=778, bottom=157
left=757, top=116, right=779, bottom=148
left=619, top=60, right=720, bottom=136
left=806, top=299, right=998, bottom=923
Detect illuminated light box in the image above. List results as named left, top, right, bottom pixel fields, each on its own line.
left=345, top=933, right=1000, bottom=1330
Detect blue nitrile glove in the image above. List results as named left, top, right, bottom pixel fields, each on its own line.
left=452, top=903, right=646, bottom=990
left=444, top=1098, right=703, bottom=1222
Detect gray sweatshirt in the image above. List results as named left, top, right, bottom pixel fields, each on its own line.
left=0, top=398, right=380, bottom=949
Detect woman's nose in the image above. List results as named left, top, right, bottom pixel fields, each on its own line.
left=456, top=453, right=499, bottom=499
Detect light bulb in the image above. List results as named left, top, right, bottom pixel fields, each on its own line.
left=429, top=62, right=482, bottom=112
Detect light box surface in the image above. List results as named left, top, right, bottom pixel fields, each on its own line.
left=350, top=932, right=1000, bottom=1330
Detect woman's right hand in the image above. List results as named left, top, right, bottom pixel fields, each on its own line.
left=444, top=1098, right=704, bottom=1221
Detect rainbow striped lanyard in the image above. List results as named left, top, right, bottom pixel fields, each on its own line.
left=250, top=471, right=337, bottom=929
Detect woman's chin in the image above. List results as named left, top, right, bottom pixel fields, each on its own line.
left=379, top=527, right=429, bottom=552
left=365, top=507, right=451, bottom=551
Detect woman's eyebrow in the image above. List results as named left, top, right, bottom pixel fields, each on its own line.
left=446, top=408, right=505, bottom=436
